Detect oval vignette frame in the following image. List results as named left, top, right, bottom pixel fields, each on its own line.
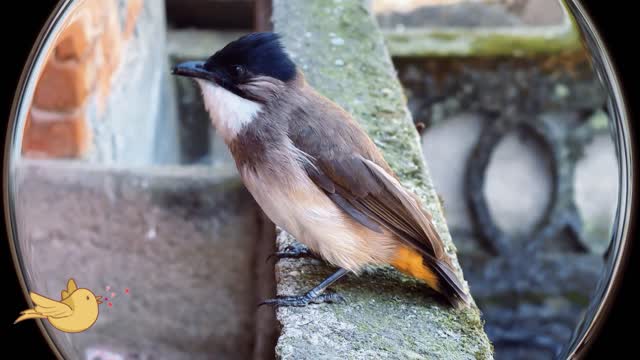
left=2, top=0, right=634, bottom=359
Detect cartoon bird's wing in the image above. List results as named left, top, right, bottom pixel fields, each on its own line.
left=61, top=278, right=78, bottom=299
left=67, top=278, right=78, bottom=292
left=30, top=292, right=73, bottom=318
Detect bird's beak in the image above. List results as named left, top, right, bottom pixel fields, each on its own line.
left=96, top=296, right=103, bottom=305
left=172, top=61, right=217, bottom=83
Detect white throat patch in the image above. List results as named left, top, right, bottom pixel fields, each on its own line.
left=196, top=80, right=262, bottom=142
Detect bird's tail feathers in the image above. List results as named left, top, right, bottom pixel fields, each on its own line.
left=424, top=255, right=471, bottom=308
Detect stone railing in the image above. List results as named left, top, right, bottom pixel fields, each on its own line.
left=375, top=1, right=612, bottom=358
left=382, top=3, right=581, bottom=57
left=267, top=1, right=493, bottom=359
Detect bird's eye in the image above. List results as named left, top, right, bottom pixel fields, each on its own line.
left=233, top=65, right=245, bottom=77
left=86, top=296, right=90, bottom=300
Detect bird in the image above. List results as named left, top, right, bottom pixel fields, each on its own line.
left=172, top=32, right=470, bottom=308
left=14, top=278, right=103, bottom=333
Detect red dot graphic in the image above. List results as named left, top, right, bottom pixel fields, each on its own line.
left=108, top=302, right=113, bottom=307
left=125, top=288, right=129, bottom=294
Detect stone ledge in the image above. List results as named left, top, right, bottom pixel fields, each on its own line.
left=271, top=0, right=492, bottom=359
left=382, top=1, right=582, bottom=58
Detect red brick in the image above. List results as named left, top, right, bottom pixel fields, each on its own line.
left=32, top=59, right=92, bottom=111
left=55, top=14, right=91, bottom=61
left=22, top=111, right=92, bottom=158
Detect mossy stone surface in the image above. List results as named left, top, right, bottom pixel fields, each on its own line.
left=271, top=1, right=493, bottom=359
left=382, top=0, right=582, bottom=58
left=384, top=25, right=582, bottom=58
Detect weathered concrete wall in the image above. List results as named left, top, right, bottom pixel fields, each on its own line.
left=270, top=1, right=493, bottom=359
left=13, top=160, right=268, bottom=360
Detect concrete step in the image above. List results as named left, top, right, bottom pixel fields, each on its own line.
left=11, top=159, right=275, bottom=360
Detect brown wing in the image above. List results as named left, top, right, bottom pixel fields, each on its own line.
left=288, top=89, right=469, bottom=305
left=288, top=89, right=447, bottom=260
left=302, top=151, right=445, bottom=260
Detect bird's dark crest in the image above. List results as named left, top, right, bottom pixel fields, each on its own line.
left=205, top=32, right=296, bottom=82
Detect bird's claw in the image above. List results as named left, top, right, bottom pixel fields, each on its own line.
left=265, top=243, right=316, bottom=263
left=258, top=292, right=345, bottom=307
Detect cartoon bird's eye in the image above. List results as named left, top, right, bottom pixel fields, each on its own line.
left=86, top=296, right=90, bottom=300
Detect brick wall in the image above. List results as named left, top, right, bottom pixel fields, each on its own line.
left=22, top=0, right=144, bottom=158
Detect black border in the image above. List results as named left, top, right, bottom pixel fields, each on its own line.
left=1, top=0, right=637, bottom=358
left=1, top=1, right=58, bottom=357
left=578, top=0, right=639, bottom=358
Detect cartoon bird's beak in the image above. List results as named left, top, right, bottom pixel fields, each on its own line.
left=96, top=296, right=103, bottom=304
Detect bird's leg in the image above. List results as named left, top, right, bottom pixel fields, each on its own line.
left=259, top=268, right=349, bottom=307
left=266, top=241, right=319, bottom=262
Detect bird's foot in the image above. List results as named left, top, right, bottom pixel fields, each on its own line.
left=266, top=242, right=317, bottom=262
left=259, top=292, right=345, bottom=307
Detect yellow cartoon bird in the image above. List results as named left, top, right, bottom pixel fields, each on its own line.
left=14, top=278, right=102, bottom=333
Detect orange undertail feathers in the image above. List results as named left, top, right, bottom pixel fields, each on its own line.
left=391, top=245, right=470, bottom=307
left=391, top=246, right=440, bottom=291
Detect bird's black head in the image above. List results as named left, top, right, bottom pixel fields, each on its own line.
left=172, top=32, right=296, bottom=100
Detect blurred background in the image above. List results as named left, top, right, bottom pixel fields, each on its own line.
left=12, top=0, right=617, bottom=359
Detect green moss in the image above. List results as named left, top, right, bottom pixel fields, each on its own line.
left=385, top=25, right=583, bottom=58
left=383, top=1, right=583, bottom=59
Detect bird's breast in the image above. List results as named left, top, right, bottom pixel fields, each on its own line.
left=238, top=153, right=398, bottom=272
